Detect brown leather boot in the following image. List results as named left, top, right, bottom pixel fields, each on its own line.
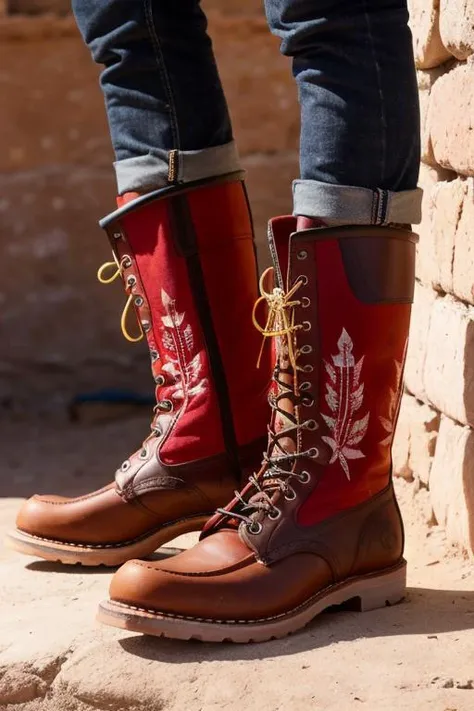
left=98, top=215, right=417, bottom=640
left=7, top=174, right=270, bottom=566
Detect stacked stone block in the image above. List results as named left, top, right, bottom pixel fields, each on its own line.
left=394, top=0, right=474, bottom=554
left=0, top=1, right=298, bottom=409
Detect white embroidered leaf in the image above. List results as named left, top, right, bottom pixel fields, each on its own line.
left=339, top=453, right=351, bottom=480
left=162, top=361, right=180, bottom=378
left=322, top=414, right=336, bottom=430
left=350, top=383, right=364, bottom=413
left=184, top=324, right=193, bottom=352
left=342, top=447, right=366, bottom=460
left=346, top=412, right=370, bottom=446
left=325, top=361, right=336, bottom=383
left=322, top=436, right=338, bottom=464
left=188, top=379, right=208, bottom=397
left=379, top=415, right=393, bottom=433
left=322, top=328, right=370, bottom=478
left=162, top=330, right=175, bottom=353
left=333, top=328, right=355, bottom=368
left=326, top=385, right=339, bottom=412
left=380, top=434, right=392, bottom=447
left=353, top=356, right=365, bottom=387
left=187, top=353, right=202, bottom=382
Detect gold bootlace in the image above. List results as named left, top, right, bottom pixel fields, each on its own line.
left=252, top=267, right=303, bottom=370
left=216, top=269, right=318, bottom=531
left=97, top=253, right=144, bottom=343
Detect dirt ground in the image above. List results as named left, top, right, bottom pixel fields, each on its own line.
left=1, top=413, right=474, bottom=711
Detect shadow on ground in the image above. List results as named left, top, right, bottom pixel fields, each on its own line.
left=117, top=586, right=474, bottom=661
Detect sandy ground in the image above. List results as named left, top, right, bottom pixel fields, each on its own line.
left=1, top=414, right=474, bottom=711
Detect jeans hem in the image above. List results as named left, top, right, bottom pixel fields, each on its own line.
left=115, top=141, right=241, bottom=194
left=293, top=180, right=423, bottom=225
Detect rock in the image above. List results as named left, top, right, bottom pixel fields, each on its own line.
left=430, top=415, right=474, bottom=553
left=440, top=0, right=474, bottom=60
left=417, top=67, right=451, bottom=166
left=415, top=164, right=456, bottom=289
left=429, top=61, right=474, bottom=176
left=404, top=283, right=438, bottom=401
left=408, top=0, right=451, bottom=68
left=451, top=178, right=474, bottom=304
left=424, top=295, right=474, bottom=428
left=393, top=394, right=440, bottom=487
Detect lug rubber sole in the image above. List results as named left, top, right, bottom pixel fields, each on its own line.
left=5, top=516, right=210, bottom=567
left=97, top=560, right=407, bottom=642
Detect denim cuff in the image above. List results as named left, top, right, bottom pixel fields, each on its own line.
left=293, top=179, right=423, bottom=225
left=114, top=141, right=241, bottom=194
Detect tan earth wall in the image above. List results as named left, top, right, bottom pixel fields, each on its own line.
left=2, top=1, right=474, bottom=554
left=394, top=0, right=474, bottom=555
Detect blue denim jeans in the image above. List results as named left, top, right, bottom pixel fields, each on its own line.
left=72, top=0, right=422, bottom=224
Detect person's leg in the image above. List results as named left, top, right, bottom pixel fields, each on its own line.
left=72, top=0, right=239, bottom=194
left=268, top=0, right=421, bottom=223
left=9, top=0, right=271, bottom=566
left=98, top=0, right=422, bottom=641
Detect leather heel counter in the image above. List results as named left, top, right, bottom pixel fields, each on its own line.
left=352, top=487, right=405, bottom=577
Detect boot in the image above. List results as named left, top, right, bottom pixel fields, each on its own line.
left=98, top=215, right=417, bottom=641
left=8, top=174, right=270, bottom=566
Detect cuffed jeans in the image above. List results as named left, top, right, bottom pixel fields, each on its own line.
left=72, top=0, right=422, bottom=225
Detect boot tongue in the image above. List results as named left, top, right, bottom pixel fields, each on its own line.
left=296, top=215, right=327, bottom=231
left=116, top=192, right=141, bottom=208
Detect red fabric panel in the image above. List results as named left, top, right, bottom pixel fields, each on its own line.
left=298, top=238, right=411, bottom=525
left=121, top=200, right=225, bottom=464
left=188, top=181, right=271, bottom=447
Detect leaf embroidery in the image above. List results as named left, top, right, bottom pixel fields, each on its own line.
left=321, top=328, right=369, bottom=480
left=379, top=344, right=406, bottom=446
left=159, top=290, right=208, bottom=409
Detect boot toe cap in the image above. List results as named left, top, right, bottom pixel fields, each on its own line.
left=16, top=494, right=73, bottom=539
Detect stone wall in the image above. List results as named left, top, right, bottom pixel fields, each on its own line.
left=0, top=0, right=297, bottom=411
left=393, top=0, right=474, bottom=554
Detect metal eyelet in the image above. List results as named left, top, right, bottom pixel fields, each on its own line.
left=247, top=521, right=263, bottom=535
left=308, top=447, right=320, bottom=458
left=301, top=345, right=313, bottom=355
left=139, top=447, right=148, bottom=460
left=126, top=275, right=137, bottom=287
left=296, top=275, right=308, bottom=286
left=121, top=255, right=132, bottom=268
left=302, top=396, right=315, bottom=407
left=268, top=507, right=281, bottom=521
left=284, top=487, right=296, bottom=501
left=152, top=426, right=163, bottom=437
left=161, top=399, right=173, bottom=412
left=305, top=419, right=318, bottom=431
left=113, top=231, right=122, bottom=241
left=134, top=295, right=144, bottom=307
left=301, top=297, right=311, bottom=308
left=302, top=321, right=312, bottom=332
left=300, top=381, right=311, bottom=391
left=150, top=350, right=159, bottom=362
left=154, top=374, right=165, bottom=386
left=141, top=320, right=151, bottom=333
left=298, top=470, right=311, bottom=484
left=120, top=460, right=130, bottom=472
left=303, top=364, right=314, bottom=373
left=297, top=250, right=308, bottom=260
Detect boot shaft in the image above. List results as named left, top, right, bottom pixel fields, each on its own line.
left=268, top=219, right=416, bottom=523
left=100, top=175, right=270, bottom=488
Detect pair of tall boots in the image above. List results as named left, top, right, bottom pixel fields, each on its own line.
left=9, top=173, right=417, bottom=643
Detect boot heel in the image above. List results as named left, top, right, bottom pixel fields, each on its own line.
left=356, top=563, right=407, bottom=612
